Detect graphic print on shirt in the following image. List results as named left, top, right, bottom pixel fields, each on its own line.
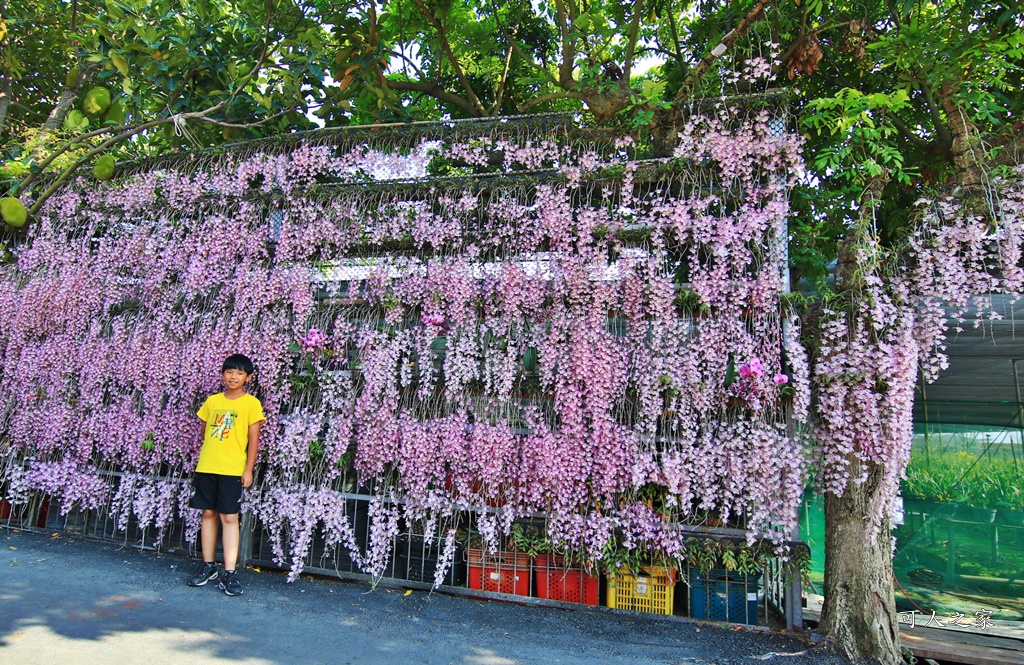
left=210, top=409, right=239, bottom=441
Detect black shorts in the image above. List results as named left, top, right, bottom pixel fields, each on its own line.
left=189, top=472, right=244, bottom=515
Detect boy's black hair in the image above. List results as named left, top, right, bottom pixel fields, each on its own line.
left=222, top=354, right=255, bottom=375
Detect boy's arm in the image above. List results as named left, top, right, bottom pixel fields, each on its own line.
left=241, top=420, right=263, bottom=489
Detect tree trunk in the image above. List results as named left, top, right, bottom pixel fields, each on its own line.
left=820, top=458, right=902, bottom=664
left=939, top=85, right=982, bottom=188
left=820, top=174, right=902, bottom=664
left=581, top=84, right=631, bottom=124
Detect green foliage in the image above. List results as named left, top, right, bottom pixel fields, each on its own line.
left=0, top=0, right=333, bottom=199
left=509, top=521, right=550, bottom=557
left=802, top=88, right=916, bottom=188
left=785, top=1, right=1022, bottom=277
left=903, top=444, right=1024, bottom=509
left=63, top=110, right=90, bottom=132
left=681, top=537, right=799, bottom=576
left=601, top=539, right=677, bottom=577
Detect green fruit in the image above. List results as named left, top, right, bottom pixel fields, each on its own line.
left=102, top=99, right=125, bottom=125
left=66, top=66, right=80, bottom=88
left=1, top=198, right=28, bottom=228
left=92, top=154, right=116, bottom=181
left=82, top=87, right=111, bottom=117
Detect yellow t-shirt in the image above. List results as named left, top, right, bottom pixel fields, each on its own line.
left=196, top=392, right=266, bottom=476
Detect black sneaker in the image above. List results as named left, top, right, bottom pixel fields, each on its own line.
left=219, top=570, right=243, bottom=596
left=187, top=562, right=219, bottom=587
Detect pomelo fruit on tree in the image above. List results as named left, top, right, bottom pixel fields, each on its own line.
left=1, top=198, right=28, bottom=228
left=82, top=87, right=111, bottom=117
left=102, top=99, right=125, bottom=125
left=92, top=155, right=116, bottom=181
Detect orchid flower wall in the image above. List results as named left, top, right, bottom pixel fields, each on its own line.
left=812, top=168, right=1024, bottom=534
left=0, top=109, right=808, bottom=582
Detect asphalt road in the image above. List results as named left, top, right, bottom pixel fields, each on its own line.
left=0, top=528, right=852, bottom=665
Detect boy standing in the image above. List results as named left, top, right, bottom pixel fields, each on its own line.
left=187, top=354, right=265, bottom=596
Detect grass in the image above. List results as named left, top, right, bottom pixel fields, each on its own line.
left=902, top=436, right=1024, bottom=510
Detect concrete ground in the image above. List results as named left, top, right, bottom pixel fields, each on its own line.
left=0, top=528, right=852, bottom=665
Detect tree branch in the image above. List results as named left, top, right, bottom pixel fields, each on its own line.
left=491, top=2, right=559, bottom=87
left=0, top=71, right=10, bottom=137
left=15, top=123, right=132, bottom=197
left=886, top=0, right=902, bottom=29
left=492, top=7, right=524, bottom=116
left=29, top=64, right=95, bottom=163
left=888, top=112, right=951, bottom=155
left=390, top=49, right=429, bottom=80
left=665, top=2, right=688, bottom=74
left=673, top=0, right=772, bottom=106
left=26, top=103, right=228, bottom=217
left=518, top=90, right=589, bottom=113
left=367, top=0, right=389, bottom=88
left=921, top=82, right=954, bottom=149
left=410, top=0, right=487, bottom=116
left=622, top=0, right=646, bottom=81
left=16, top=1, right=278, bottom=199
left=938, top=83, right=983, bottom=188
left=198, top=108, right=293, bottom=128
left=776, top=21, right=853, bottom=76
left=554, top=0, right=577, bottom=89
left=387, top=79, right=480, bottom=117
left=8, top=101, right=51, bottom=121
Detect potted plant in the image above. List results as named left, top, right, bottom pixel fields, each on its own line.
left=603, top=539, right=678, bottom=616
left=463, top=527, right=531, bottom=597
left=512, top=523, right=600, bottom=606
left=683, top=538, right=775, bottom=625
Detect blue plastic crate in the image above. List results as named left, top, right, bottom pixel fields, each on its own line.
left=688, top=567, right=761, bottom=625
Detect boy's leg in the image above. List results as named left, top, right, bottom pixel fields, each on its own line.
left=213, top=475, right=245, bottom=596
left=201, top=510, right=220, bottom=563
left=187, top=510, right=221, bottom=586
left=187, top=473, right=222, bottom=586
left=220, top=512, right=240, bottom=572
left=189, top=472, right=221, bottom=566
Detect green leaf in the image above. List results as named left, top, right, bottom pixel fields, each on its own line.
left=724, top=355, right=736, bottom=388
left=640, top=79, right=666, bottom=102
left=110, top=52, right=130, bottom=77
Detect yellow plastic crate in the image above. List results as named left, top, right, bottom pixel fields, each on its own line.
left=606, top=566, right=676, bottom=615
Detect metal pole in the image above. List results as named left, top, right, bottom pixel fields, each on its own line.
left=1012, top=359, right=1024, bottom=472
left=919, top=372, right=931, bottom=467
left=773, top=119, right=803, bottom=630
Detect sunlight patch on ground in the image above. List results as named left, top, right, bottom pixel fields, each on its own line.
left=462, top=647, right=520, bottom=665
left=0, top=625, right=276, bottom=665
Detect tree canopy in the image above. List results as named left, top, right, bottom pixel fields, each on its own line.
left=3, top=1, right=1021, bottom=244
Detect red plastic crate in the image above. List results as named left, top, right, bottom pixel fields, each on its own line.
left=467, top=549, right=530, bottom=597
left=534, top=555, right=599, bottom=605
